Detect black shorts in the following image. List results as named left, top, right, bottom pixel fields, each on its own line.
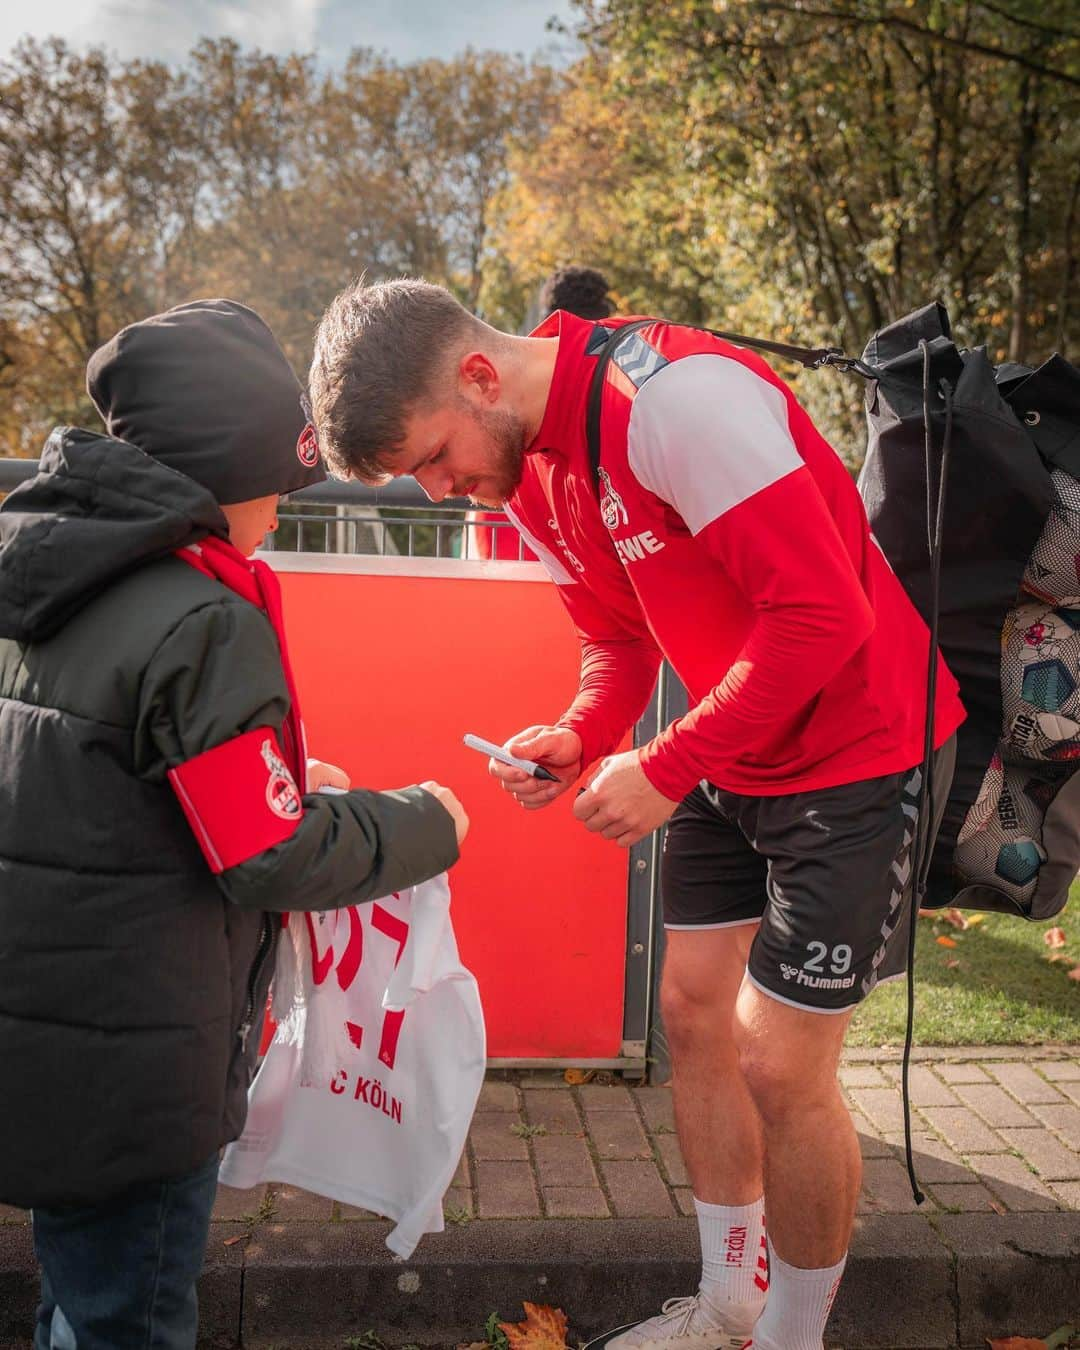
left=661, top=738, right=957, bottom=1014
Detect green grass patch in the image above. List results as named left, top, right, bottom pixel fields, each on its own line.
left=848, top=884, right=1080, bottom=1046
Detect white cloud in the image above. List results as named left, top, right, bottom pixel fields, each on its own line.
left=76, top=0, right=322, bottom=63
left=0, top=0, right=577, bottom=66
left=316, top=0, right=575, bottom=64
left=0, top=3, right=88, bottom=58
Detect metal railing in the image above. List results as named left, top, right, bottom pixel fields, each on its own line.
left=0, top=458, right=530, bottom=560
left=0, top=459, right=36, bottom=490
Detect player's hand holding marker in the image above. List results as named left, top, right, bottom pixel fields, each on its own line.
left=469, top=726, right=582, bottom=810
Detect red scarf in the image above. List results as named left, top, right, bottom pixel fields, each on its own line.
left=174, top=536, right=307, bottom=786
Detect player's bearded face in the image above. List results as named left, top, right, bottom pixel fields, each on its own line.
left=466, top=404, right=527, bottom=507
left=387, top=395, right=527, bottom=507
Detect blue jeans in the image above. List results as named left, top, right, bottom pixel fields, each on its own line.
left=31, top=1155, right=219, bottom=1350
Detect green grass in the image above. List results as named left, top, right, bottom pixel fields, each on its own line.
left=847, top=882, right=1080, bottom=1046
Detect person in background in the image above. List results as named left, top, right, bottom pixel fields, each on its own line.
left=0, top=298, right=468, bottom=1350
left=539, top=263, right=614, bottom=322
left=306, top=277, right=963, bottom=1350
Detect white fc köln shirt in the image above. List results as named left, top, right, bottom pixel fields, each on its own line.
left=219, top=873, right=485, bottom=1258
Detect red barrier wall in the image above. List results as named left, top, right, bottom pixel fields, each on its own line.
left=271, top=560, right=630, bottom=1059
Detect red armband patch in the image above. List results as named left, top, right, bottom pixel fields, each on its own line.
left=168, top=727, right=304, bottom=874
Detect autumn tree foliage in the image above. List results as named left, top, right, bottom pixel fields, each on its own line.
left=2, top=6, right=1078, bottom=463
left=0, top=37, right=557, bottom=456
left=492, top=0, right=1080, bottom=457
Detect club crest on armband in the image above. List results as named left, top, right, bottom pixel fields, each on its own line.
left=598, top=467, right=629, bottom=531
left=261, top=738, right=302, bottom=820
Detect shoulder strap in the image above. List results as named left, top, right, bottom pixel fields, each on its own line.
left=584, top=318, right=864, bottom=492
left=585, top=321, right=653, bottom=493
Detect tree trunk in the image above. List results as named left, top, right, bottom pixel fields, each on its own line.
left=1008, top=71, right=1039, bottom=365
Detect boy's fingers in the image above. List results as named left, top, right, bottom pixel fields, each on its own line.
left=307, top=759, right=351, bottom=791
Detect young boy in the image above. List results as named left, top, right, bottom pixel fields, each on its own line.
left=0, top=298, right=468, bottom=1350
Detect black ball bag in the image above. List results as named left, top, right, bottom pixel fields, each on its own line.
left=857, top=302, right=1080, bottom=919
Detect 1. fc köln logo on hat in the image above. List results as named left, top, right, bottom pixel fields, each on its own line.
left=296, top=422, right=320, bottom=467
left=260, top=738, right=303, bottom=820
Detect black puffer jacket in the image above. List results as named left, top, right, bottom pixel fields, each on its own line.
left=0, top=429, right=458, bottom=1209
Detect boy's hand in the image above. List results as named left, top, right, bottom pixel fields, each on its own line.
left=306, top=758, right=351, bottom=792
left=491, top=725, right=582, bottom=810
left=419, top=781, right=470, bottom=848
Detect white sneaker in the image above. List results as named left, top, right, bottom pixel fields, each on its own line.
left=604, top=1295, right=753, bottom=1350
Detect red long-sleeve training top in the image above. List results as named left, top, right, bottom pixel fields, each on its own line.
left=504, top=311, right=965, bottom=800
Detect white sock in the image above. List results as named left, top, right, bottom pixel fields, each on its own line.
left=750, top=1240, right=845, bottom=1350
left=694, top=1196, right=768, bottom=1328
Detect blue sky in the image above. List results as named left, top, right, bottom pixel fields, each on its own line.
left=0, top=0, right=580, bottom=66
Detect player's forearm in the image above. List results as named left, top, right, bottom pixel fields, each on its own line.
left=559, top=635, right=663, bottom=770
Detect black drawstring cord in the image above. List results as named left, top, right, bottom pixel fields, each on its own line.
left=902, top=341, right=955, bottom=1204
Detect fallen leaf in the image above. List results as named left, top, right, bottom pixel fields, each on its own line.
left=989, top=1199, right=1007, bottom=1215
left=985, top=1339, right=1046, bottom=1349
left=457, top=1343, right=489, bottom=1350
left=1044, top=927, right=1067, bottom=949
left=563, top=1068, right=595, bottom=1085
left=946, top=958, right=962, bottom=969
left=1046, top=952, right=1068, bottom=964
left=937, top=935, right=958, bottom=948
left=966, top=913, right=987, bottom=927
left=222, top=1235, right=246, bottom=1247
left=942, top=908, right=968, bottom=929
left=1067, top=966, right=1080, bottom=982
left=499, top=1303, right=569, bottom=1350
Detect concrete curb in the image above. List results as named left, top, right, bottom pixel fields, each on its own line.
left=4, top=1212, right=1077, bottom=1349
left=935, top=1212, right=1080, bottom=1345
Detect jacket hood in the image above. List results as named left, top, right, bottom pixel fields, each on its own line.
left=86, top=297, right=326, bottom=504
left=0, top=426, right=228, bottom=642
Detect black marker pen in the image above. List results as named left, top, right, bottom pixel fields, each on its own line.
left=462, top=733, right=560, bottom=782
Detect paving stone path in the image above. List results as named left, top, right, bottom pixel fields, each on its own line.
left=193, top=1046, right=1080, bottom=1228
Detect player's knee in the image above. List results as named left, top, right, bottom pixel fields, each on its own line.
left=659, top=977, right=722, bottom=1049
left=734, top=1033, right=804, bottom=1121
left=659, top=981, right=697, bottom=1044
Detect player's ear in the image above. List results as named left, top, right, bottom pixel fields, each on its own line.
left=459, top=351, right=499, bottom=405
